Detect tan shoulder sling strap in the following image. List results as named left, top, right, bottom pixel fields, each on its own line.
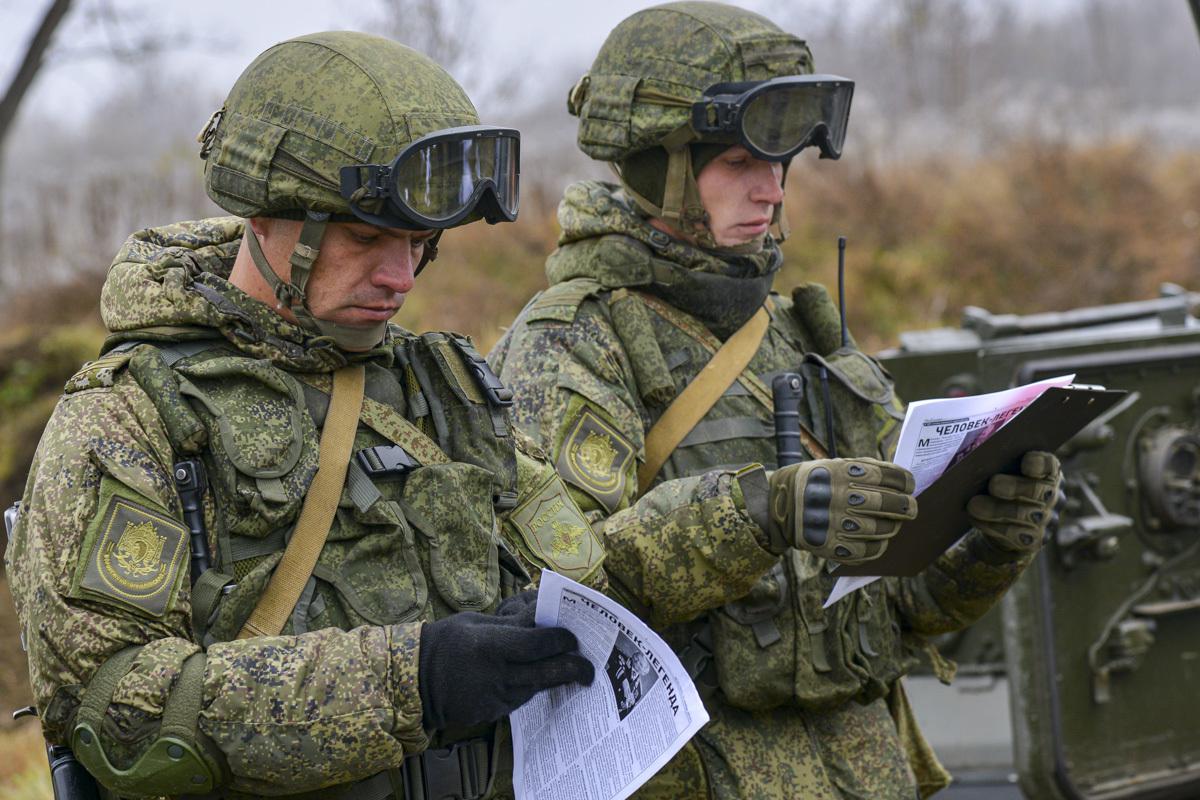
left=636, top=295, right=831, bottom=494
left=238, top=365, right=366, bottom=639
left=637, top=306, right=771, bottom=494
left=291, top=371, right=451, bottom=467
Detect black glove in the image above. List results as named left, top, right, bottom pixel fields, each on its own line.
left=767, top=457, right=917, bottom=564
left=418, top=590, right=594, bottom=731
left=968, top=450, right=1062, bottom=553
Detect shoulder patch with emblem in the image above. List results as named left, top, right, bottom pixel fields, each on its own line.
left=509, top=472, right=604, bottom=583
left=556, top=406, right=634, bottom=513
left=74, top=480, right=188, bottom=618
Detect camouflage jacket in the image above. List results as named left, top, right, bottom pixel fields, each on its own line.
left=5, top=217, right=619, bottom=799
left=490, top=182, right=1037, bottom=800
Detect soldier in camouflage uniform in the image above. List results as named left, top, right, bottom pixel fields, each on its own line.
left=489, top=4, right=1063, bottom=798
left=4, top=32, right=631, bottom=800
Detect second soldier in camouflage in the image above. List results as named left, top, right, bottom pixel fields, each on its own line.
left=491, top=3, right=1063, bottom=798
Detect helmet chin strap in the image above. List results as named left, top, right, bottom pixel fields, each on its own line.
left=244, top=212, right=390, bottom=351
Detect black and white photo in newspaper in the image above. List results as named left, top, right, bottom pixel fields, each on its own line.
left=510, top=570, right=710, bottom=800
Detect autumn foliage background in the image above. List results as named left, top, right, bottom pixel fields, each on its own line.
left=0, top=0, right=1198, bottom=796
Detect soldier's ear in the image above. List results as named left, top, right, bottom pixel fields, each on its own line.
left=246, top=217, right=270, bottom=240
left=246, top=216, right=301, bottom=243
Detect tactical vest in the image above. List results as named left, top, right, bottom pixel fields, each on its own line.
left=512, top=272, right=919, bottom=712
left=68, top=326, right=529, bottom=799
left=86, top=328, right=522, bottom=642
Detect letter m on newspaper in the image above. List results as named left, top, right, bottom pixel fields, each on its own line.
left=827, top=374, right=1127, bottom=606
left=510, top=570, right=710, bottom=800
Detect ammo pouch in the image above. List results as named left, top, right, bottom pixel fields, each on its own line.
left=710, top=553, right=916, bottom=712
left=709, top=562, right=794, bottom=710
left=801, top=348, right=901, bottom=459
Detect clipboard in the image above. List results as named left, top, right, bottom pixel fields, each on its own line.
left=835, top=385, right=1127, bottom=577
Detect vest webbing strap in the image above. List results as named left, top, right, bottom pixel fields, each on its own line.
left=292, top=372, right=451, bottom=467
left=636, top=292, right=776, bottom=408
left=638, top=307, right=770, bottom=494
left=636, top=291, right=830, bottom=463
left=238, top=365, right=365, bottom=639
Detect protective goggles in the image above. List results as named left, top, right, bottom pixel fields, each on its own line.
left=339, top=126, right=519, bottom=229
left=690, top=75, right=853, bottom=161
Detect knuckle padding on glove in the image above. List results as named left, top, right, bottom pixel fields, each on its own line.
left=801, top=466, right=832, bottom=547
left=864, top=489, right=916, bottom=518
left=874, top=464, right=914, bottom=493
left=968, top=495, right=1016, bottom=522
left=1021, top=450, right=1058, bottom=479
left=768, top=458, right=916, bottom=565
left=988, top=473, right=1051, bottom=503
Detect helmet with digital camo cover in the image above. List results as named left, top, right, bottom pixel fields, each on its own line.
left=197, top=31, right=520, bottom=348
left=567, top=2, right=852, bottom=248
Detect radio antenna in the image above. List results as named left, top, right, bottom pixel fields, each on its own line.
left=838, top=235, right=848, bottom=349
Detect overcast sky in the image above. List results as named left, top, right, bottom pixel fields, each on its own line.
left=2, top=0, right=1087, bottom=130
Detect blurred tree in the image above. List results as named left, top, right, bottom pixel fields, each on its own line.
left=0, top=0, right=71, bottom=159
left=0, top=0, right=216, bottom=288
left=0, top=0, right=72, bottom=239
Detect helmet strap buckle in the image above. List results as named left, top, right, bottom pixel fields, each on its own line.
left=287, top=212, right=330, bottom=301
left=243, top=212, right=330, bottom=325
left=659, top=126, right=719, bottom=249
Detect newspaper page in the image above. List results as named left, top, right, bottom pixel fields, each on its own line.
left=511, top=570, right=710, bottom=800
left=825, top=373, right=1075, bottom=607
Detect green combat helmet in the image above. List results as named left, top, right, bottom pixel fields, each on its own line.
left=566, top=1, right=851, bottom=249
left=197, top=31, right=520, bottom=349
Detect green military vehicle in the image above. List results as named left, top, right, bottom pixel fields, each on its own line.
left=888, top=6, right=1200, bottom=795
left=883, top=283, right=1200, bottom=799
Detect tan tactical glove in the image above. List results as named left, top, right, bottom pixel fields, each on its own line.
left=767, top=458, right=917, bottom=565
left=967, top=451, right=1062, bottom=553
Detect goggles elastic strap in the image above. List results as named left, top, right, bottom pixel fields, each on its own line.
left=633, top=85, right=692, bottom=109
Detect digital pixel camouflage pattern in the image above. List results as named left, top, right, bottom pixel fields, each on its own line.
left=569, top=1, right=813, bottom=163
left=490, top=182, right=1038, bottom=799
left=5, top=217, right=623, bottom=798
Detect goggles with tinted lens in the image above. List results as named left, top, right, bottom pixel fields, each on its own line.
left=339, top=126, right=520, bottom=229
left=690, top=75, right=853, bottom=161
